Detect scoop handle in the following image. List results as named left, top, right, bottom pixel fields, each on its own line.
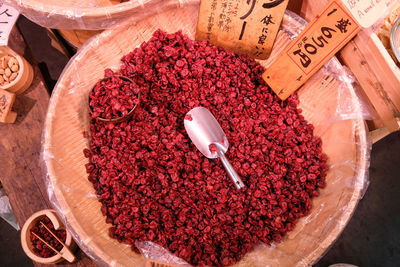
left=218, top=151, right=245, bottom=189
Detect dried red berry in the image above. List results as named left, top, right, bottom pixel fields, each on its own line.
left=89, top=75, right=139, bottom=119
left=30, top=216, right=66, bottom=258
left=85, top=30, right=328, bottom=267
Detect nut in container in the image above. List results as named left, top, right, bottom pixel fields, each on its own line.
left=0, top=46, right=34, bottom=95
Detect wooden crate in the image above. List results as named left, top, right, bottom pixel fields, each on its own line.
left=300, top=0, right=400, bottom=143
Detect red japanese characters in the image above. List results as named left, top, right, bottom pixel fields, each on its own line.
left=84, top=30, right=328, bottom=266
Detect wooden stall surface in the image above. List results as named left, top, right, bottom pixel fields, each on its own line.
left=0, top=27, right=96, bottom=267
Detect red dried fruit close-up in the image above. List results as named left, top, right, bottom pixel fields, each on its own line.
left=84, top=30, right=328, bottom=266
left=209, top=144, right=218, bottom=154
left=185, top=113, right=193, bottom=121
left=89, top=75, right=140, bottom=120
left=30, top=216, right=66, bottom=258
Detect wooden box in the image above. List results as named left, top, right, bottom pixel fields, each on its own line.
left=300, top=0, right=400, bottom=143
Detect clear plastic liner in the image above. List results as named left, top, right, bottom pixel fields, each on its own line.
left=3, top=0, right=173, bottom=30
left=42, top=1, right=371, bottom=266
left=0, top=188, right=20, bottom=230
left=136, top=241, right=192, bottom=267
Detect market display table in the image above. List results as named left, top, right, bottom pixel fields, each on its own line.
left=0, top=27, right=96, bottom=267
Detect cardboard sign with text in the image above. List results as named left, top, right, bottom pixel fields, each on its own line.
left=342, top=0, right=398, bottom=28
left=196, top=0, right=289, bottom=60
left=263, top=0, right=360, bottom=100
left=0, top=89, right=16, bottom=123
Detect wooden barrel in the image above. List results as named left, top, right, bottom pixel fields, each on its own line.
left=5, top=0, right=162, bottom=30
left=43, top=1, right=369, bottom=266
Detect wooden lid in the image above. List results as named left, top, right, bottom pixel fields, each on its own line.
left=6, top=0, right=159, bottom=30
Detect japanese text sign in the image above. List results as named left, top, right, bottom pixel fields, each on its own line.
left=196, top=0, right=289, bottom=60
left=0, top=4, right=19, bottom=46
left=0, top=89, right=15, bottom=122
left=263, top=0, right=360, bottom=100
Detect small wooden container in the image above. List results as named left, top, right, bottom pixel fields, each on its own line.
left=20, top=209, right=76, bottom=264
left=0, top=47, right=34, bottom=95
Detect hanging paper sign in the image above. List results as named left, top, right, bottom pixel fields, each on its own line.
left=0, top=4, right=19, bottom=46
left=196, top=0, right=289, bottom=60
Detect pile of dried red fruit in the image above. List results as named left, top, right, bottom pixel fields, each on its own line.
left=84, top=30, right=328, bottom=266
left=30, top=216, right=66, bottom=258
left=89, top=75, right=140, bottom=120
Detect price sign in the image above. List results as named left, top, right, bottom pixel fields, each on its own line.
left=196, top=0, right=289, bottom=59
left=263, top=0, right=360, bottom=100
left=0, top=4, right=19, bottom=46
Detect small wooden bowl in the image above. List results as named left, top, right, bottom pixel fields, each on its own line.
left=0, top=49, right=34, bottom=95
left=89, top=75, right=139, bottom=123
left=20, top=209, right=76, bottom=264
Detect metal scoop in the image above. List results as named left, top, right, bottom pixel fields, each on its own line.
left=184, top=107, right=245, bottom=189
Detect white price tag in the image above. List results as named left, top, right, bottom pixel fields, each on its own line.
left=342, top=0, right=398, bottom=28
left=0, top=4, right=19, bottom=46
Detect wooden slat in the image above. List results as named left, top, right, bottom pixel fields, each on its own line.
left=360, top=33, right=400, bottom=113
left=339, top=39, right=399, bottom=132
left=287, top=0, right=303, bottom=15
left=300, top=0, right=327, bottom=20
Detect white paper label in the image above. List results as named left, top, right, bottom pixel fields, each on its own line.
left=341, top=0, right=398, bottom=28
left=0, top=4, right=19, bottom=46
